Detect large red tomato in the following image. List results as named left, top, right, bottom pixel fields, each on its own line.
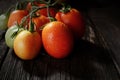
left=55, top=8, right=85, bottom=39
left=42, top=21, right=74, bottom=59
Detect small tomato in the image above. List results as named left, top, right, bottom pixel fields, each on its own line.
left=14, top=30, right=42, bottom=60
left=8, top=10, right=28, bottom=28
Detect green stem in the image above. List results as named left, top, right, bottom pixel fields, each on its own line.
left=46, top=5, right=56, bottom=22
left=15, top=1, right=28, bottom=10
left=29, top=16, right=34, bottom=32
left=51, top=0, right=60, bottom=6
left=15, top=2, right=22, bottom=10
left=20, top=0, right=58, bottom=28
left=39, top=0, right=48, bottom=4
left=5, top=7, right=13, bottom=17
left=47, top=0, right=51, bottom=4
left=20, top=6, right=46, bottom=27
left=60, top=3, right=71, bottom=13
left=46, top=5, right=51, bottom=18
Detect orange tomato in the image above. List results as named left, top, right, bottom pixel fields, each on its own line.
left=32, top=15, right=50, bottom=35
left=8, top=10, right=28, bottom=28
left=42, top=21, right=74, bottom=59
left=14, top=30, right=42, bottom=60
left=55, top=8, right=85, bottom=39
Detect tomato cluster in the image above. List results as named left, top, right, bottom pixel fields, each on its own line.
left=0, top=0, right=85, bottom=60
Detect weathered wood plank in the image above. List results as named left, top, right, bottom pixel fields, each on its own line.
left=87, top=6, right=120, bottom=74
left=0, top=30, right=9, bottom=68
left=0, top=49, right=33, bottom=80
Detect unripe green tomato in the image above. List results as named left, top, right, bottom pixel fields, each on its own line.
left=0, top=14, right=9, bottom=30
left=5, top=25, right=20, bottom=48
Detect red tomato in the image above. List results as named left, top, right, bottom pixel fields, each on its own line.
left=36, top=4, right=57, bottom=17
left=8, top=10, right=29, bottom=28
left=14, top=30, right=42, bottom=60
left=26, top=2, right=40, bottom=11
left=42, top=21, right=74, bottom=59
left=55, top=8, right=85, bottom=39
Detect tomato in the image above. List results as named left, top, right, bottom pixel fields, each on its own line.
left=42, top=21, right=74, bottom=59
left=26, top=1, right=40, bottom=11
left=14, top=30, right=42, bottom=60
left=0, top=13, right=9, bottom=30
left=5, top=25, right=23, bottom=48
left=32, top=15, right=50, bottom=35
left=8, top=10, right=28, bottom=28
left=55, top=8, right=85, bottom=39
left=36, top=5, right=56, bottom=17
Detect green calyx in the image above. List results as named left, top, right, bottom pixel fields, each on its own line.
left=60, top=3, right=71, bottom=13
left=29, top=18, right=35, bottom=33
left=11, top=23, right=24, bottom=39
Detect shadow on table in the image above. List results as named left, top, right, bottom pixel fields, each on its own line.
left=22, top=39, right=116, bottom=79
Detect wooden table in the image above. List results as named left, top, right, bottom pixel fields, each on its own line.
left=0, top=0, right=120, bottom=80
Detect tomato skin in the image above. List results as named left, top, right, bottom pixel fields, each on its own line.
left=5, top=25, right=19, bottom=48
left=14, top=30, right=42, bottom=60
left=42, top=21, right=74, bottom=59
left=8, top=10, right=28, bottom=28
left=55, top=8, right=85, bottom=39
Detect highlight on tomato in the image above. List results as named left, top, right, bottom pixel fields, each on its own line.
left=55, top=5, right=85, bottom=40
left=42, top=21, right=74, bottom=59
